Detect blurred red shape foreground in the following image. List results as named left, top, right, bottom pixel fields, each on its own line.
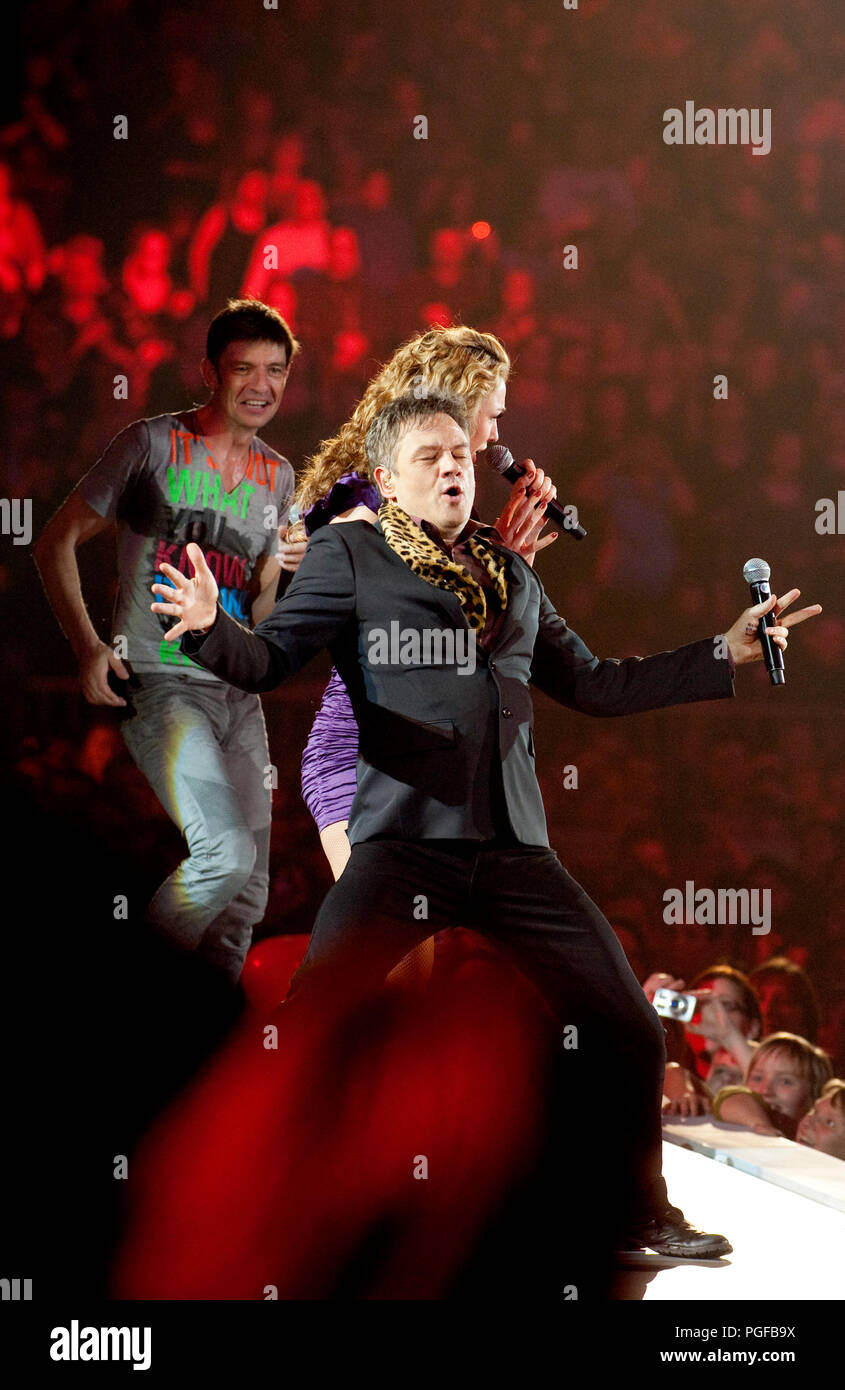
left=112, top=936, right=553, bottom=1299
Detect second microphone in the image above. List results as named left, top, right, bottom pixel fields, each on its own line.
left=484, top=445, right=587, bottom=540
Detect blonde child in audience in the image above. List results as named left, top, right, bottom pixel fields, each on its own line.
left=713, top=1032, right=833, bottom=1140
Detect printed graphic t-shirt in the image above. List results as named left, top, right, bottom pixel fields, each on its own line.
left=76, top=410, right=294, bottom=682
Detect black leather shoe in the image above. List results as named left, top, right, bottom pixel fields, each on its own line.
left=624, top=1205, right=732, bottom=1259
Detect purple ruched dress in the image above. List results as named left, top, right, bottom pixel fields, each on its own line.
left=300, top=473, right=380, bottom=832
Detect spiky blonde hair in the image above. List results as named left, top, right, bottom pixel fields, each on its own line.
left=296, top=325, right=510, bottom=512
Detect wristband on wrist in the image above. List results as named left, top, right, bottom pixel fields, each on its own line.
left=711, top=1083, right=754, bottom=1121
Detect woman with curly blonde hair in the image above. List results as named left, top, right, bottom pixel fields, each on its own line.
left=296, top=325, right=512, bottom=516
left=286, top=324, right=559, bottom=883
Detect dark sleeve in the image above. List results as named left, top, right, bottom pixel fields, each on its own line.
left=180, top=526, right=357, bottom=693
left=529, top=592, right=735, bottom=717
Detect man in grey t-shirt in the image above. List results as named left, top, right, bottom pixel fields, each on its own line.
left=34, top=299, right=303, bottom=982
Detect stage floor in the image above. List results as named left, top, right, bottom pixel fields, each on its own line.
left=612, top=1141, right=845, bottom=1301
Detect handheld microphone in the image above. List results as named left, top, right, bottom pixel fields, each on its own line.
left=484, top=445, right=587, bottom=540
left=742, top=557, right=785, bottom=686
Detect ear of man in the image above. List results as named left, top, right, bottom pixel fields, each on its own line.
left=201, top=357, right=220, bottom=392
left=373, top=464, right=396, bottom=499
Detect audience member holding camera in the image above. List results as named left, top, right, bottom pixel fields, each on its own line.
left=643, top=966, right=763, bottom=1116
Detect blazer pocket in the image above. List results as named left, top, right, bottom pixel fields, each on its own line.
left=365, top=715, right=457, bottom=759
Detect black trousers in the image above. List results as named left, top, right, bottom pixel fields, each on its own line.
left=288, top=838, right=669, bottom=1228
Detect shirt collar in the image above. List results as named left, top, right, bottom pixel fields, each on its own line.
left=411, top=512, right=499, bottom=553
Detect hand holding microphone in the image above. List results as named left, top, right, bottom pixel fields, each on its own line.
left=743, top=558, right=786, bottom=685
left=493, top=460, right=560, bottom=564
left=722, top=558, right=822, bottom=681
left=484, top=445, right=587, bottom=540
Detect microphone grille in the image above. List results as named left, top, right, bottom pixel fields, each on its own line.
left=743, top=557, right=771, bottom=585
left=484, top=445, right=514, bottom=476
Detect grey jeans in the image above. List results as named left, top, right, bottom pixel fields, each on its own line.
left=120, top=672, right=272, bottom=982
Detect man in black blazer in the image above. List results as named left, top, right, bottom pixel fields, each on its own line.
left=151, top=391, right=819, bottom=1260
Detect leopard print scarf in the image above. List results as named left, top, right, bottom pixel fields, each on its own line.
left=378, top=500, right=508, bottom=635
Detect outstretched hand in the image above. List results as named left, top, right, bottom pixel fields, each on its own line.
left=723, top=588, right=821, bottom=666
left=151, top=543, right=219, bottom=641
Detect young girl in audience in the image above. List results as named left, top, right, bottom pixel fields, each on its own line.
left=712, top=1032, right=833, bottom=1139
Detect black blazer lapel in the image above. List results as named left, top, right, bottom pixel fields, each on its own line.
left=485, top=540, right=539, bottom=656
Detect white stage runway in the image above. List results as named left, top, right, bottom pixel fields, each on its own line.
left=612, top=1141, right=845, bottom=1301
